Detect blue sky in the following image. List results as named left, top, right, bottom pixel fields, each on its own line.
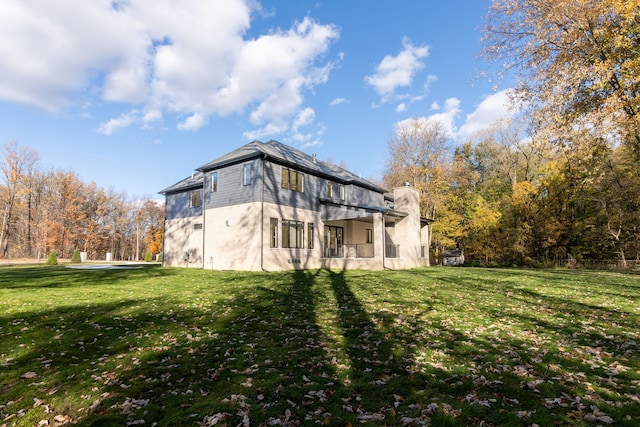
left=1, top=0, right=513, bottom=199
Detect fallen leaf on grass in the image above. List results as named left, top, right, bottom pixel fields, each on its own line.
left=53, top=414, right=72, bottom=425
left=357, top=411, right=385, bottom=423
left=584, top=413, right=614, bottom=424
left=199, top=412, right=232, bottom=426
left=120, top=398, right=149, bottom=415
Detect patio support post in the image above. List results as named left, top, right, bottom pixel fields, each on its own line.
left=374, top=212, right=384, bottom=268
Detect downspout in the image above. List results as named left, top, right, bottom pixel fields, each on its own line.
left=162, top=197, right=167, bottom=267
left=382, top=212, right=387, bottom=270
left=261, top=154, right=268, bottom=271
left=202, top=179, right=206, bottom=269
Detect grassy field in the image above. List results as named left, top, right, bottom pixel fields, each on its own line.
left=0, top=265, right=638, bottom=426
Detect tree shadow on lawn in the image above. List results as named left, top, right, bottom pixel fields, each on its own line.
left=3, top=267, right=639, bottom=426
left=0, top=265, right=172, bottom=290
left=410, top=269, right=640, bottom=422
left=484, top=267, right=640, bottom=299
left=428, top=268, right=638, bottom=331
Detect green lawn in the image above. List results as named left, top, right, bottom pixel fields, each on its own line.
left=0, top=266, right=639, bottom=426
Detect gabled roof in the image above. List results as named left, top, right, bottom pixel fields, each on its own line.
left=197, top=140, right=387, bottom=193
left=159, top=171, right=204, bottom=195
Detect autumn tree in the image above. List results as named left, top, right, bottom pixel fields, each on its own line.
left=46, top=170, right=88, bottom=258
left=596, top=147, right=640, bottom=265
left=129, top=199, right=164, bottom=260
left=0, top=141, right=39, bottom=258
left=140, top=200, right=164, bottom=256
left=0, top=141, right=166, bottom=261
left=383, top=117, right=451, bottom=219
left=483, top=0, right=640, bottom=158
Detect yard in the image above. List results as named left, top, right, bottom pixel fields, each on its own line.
left=0, top=265, right=638, bottom=426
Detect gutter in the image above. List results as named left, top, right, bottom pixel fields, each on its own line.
left=260, top=154, right=268, bottom=272
left=382, top=211, right=387, bottom=270
left=162, top=202, right=167, bottom=267
left=201, top=176, right=206, bottom=269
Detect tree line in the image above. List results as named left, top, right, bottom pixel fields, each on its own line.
left=0, top=141, right=163, bottom=262
left=384, top=116, right=640, bottom=267
left=384, top=0, right=640, bottom=267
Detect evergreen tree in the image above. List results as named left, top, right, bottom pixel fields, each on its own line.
left=71, top=249, right=81, bottom=263
left=46, top=251, right=58, bottom=266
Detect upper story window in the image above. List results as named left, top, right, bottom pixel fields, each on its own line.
left=243, top=164, right=253, bottom=186
left=210, top=172, right=218, bottom=192
left=281, top=167, right=304, bottom=193
left=189, top=190, right=201, bottom=208
left=339, top=184, right=345, bottom=200
left=327, top=182, right=333, bottom=197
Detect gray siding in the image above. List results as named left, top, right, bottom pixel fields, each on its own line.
left=165, top=189, right=203, bottom=220
left=263, top=162, right=322, bottom=211
left=348, top=184, right=385, bottom=207
left=198, top=159, right=385, bottom=214
left=204, top=159, right=262, bottom=209
left=263, top=161, right=385, bottom=211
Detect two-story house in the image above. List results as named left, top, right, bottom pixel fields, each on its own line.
left=160, top=140, right=431, bottom=270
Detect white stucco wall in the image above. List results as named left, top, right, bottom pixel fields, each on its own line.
left=164, top=186, right=428, bottom=271
left=163, top=217, right=204, bottom=268
left=200, top=202, right=389, bottom=271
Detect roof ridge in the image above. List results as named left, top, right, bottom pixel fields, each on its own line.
left=170, top=139, right=386, bottom=194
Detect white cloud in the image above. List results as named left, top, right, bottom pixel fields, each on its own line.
left=142, top=110, right=163, bottom=126
left=397, top=90, right=517, bottom=143
left=0, top=0, right=339, bottom=138
left=177, top=113, right=206, bottom=131
left=293, top=107, right=315, bottom=131
left=330, top=97, right=348, bottom=106
left=396, top=103, right=407, bottom=113
left=458, top=89, right=515, bottom=139
left=243, top=122, right=290, bottom=141
left=424, top=74, right=437, bottom=91
left=300, top=138, right=323, bottom=148
left=97, top=111, right=139, bottom=135
left=392, top=97, right=461, bottom=139
left=364, top=37, right=429, bottom=103
left=428, top=97, right=462, bottom=136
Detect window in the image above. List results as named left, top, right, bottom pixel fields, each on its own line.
left=281, top=167, right=304, bottom=193
left=327, top=182, right=333, bottom=197
left=339, top=185, right=345, bottom=200
left=282, top=220, right=304, bottom=248
left=194, top=223, right=203, bottom=230
left=210, top=172, right=218, bottom=192
left=243, top=164, right=252, bottom=186
left=308, top=223, right=314, bottom=249
left=366, top=228, right=373, bottom=244
left=270, top=218, right=278, bottom=248
left=189, top=190, right=201, bottom=208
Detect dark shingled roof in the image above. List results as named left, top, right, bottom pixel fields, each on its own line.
left=196, top=140, right=387, bottom=193
left=160, top=140, right=387, bottom=195
left=159, top=171, right=204, bottom=195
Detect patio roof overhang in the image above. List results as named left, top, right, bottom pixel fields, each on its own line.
left=319, top=198, right=408, bottom=222
left=421, top=216, right=435, bottom=227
